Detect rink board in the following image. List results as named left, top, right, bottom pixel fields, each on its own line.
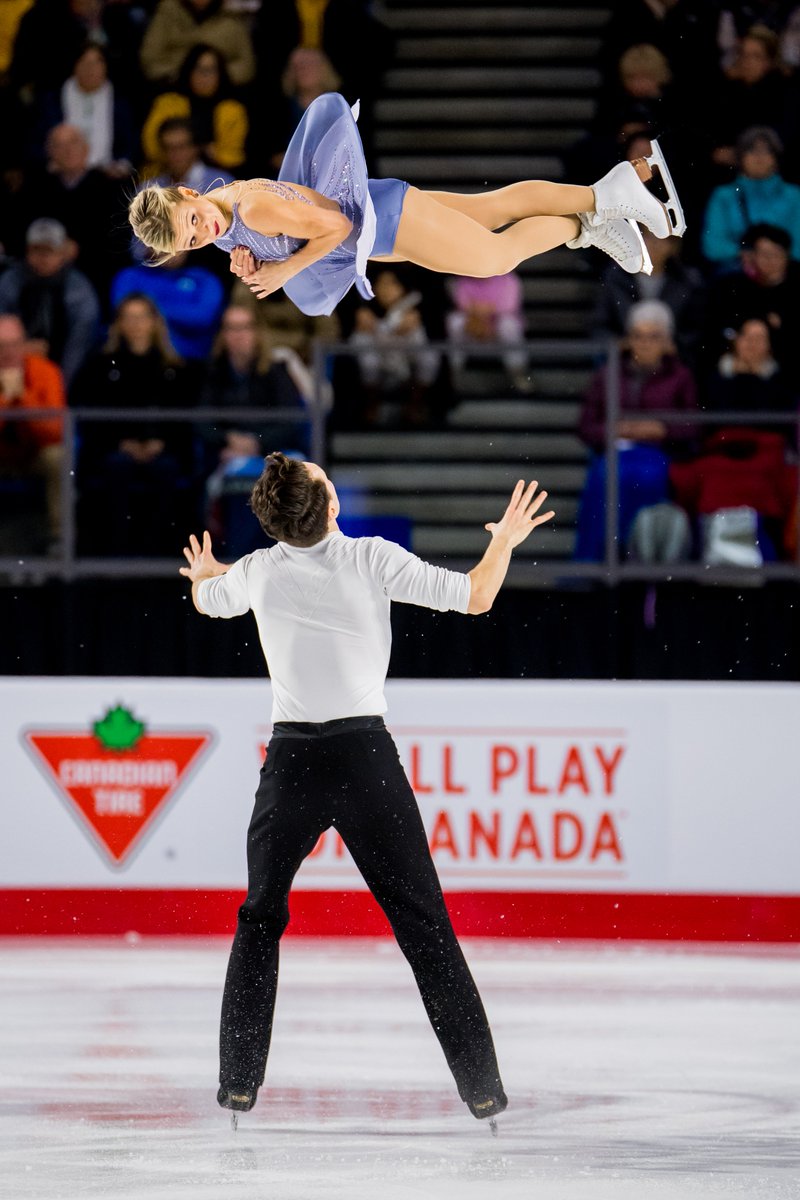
left=1, top=678, right=798, bottom=939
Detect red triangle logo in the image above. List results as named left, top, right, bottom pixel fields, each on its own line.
left=25, top=729, right=212, bottom=866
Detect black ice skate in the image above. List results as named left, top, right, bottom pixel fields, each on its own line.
left=467, top=1090, right=508, bottom=1136
left=218, top=1085, right=257, bottom=1131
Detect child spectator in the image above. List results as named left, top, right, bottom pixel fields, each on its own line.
left=701, top=126, right=800, bottom=270
left=446, top=272, right=531, bottom=392
left=0, top=217, right=99, bottom=385
left=348, top=269, right=440, bottom=428
left=0, top=312, right=65, bottom=552
left=575, top=299, right=698, bottom=561
left=142, top=44, right=248, bottom=173
left=140, top=0, right=255, bottom=89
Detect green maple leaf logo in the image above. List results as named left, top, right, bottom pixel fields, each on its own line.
left=93, top=706, right=146, bottom=752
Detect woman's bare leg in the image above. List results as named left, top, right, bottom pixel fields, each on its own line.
left=423, top=182, right=595, bottom=231
left=392, top=187, right=580, bottom=276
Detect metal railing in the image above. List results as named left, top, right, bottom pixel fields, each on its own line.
left=2, top=338, right=799, bottom=586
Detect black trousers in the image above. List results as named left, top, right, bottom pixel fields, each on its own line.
left=219, top=716, right=504, bottom=1104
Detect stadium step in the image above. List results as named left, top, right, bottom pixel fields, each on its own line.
left=331, top=430, right=587, bottom=462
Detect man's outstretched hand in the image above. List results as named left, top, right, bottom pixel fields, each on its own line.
left=485, top=480, right=555, bottom=548
left=179, top=531, right=229, bottom=583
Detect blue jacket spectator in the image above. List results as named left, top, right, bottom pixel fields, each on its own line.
left=702, top=127, right=800, bottom=269
left=111, top=255, right=225, bottom=360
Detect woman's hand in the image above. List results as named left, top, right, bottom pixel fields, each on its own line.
left=242, top=261, right=295, bottom=300
left=230, top=246, right=258, bottom=278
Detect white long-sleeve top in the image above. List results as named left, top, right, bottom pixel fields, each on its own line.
left=197, top=532, right=471, bottom=722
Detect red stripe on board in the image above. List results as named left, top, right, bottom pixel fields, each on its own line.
left=1, top=889, right=798, bottom=941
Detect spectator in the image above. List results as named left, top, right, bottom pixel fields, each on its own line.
left=675, top=314, right=800, bottom=564
left=0, top=217, right=99, bottom=385
left=594, top=43, right=676, bottom=138
left=72, top=292, right=198, bottom=555
left=111, top=250, right=225, bottom=360
left=599, top=0, right=722, bottom=87
left=199, top=303, right=310, bottom=464
left=229, top=279, right=341, bottom=362
left=706, top=316, right=798, bottom=440
left=701, top=126, right=800, bottom=270
left=31, top=44, right=136, bottom=176
left=704, top=223, right=800, bottom=374
left=11, top=0, right=144, bottom=102
left=24, top=125, right=126, bottom=302
left=348, top=269, right=440, bottom=428
left=575, top=299, right=698, bottom=561
left=592, top=231, right=706, bottom=367
left=251, top=0, right=393, bottom=166
left=255, top=47, right=341, bottom=172
left=144, top=117, right=233, bottom=192
left=0, top=313, right=66, bottom=551
left=142, top=44, right=248, bottom=173
left=200, top=304, right=311, bottom=555
left=446, top=272, right=532, bottom=392
left=140, top=0, right=255, bottom=90
left=707, top=26, right=790, bottom=170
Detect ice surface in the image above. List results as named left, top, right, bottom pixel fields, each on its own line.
left=1, top=937, right=799, bottom=1199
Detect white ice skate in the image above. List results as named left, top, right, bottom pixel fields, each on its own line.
left=567, top=212, right=653, bottom=275
left=590, top=139, right=686, bottom=239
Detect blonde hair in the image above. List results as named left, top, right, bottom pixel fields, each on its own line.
left=619, top=43, right=672, bottom=88
left=128, top=185, right=183, bottom=265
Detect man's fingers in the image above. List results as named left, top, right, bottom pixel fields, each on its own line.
left=532, top=509, right=556, bottom=527
left=523, top=489, right=548, bottom=518
left=189, top=533, right=201, bottom=555
left=182, top=545, right=193, bottom=564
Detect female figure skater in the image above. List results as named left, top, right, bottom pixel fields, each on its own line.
left=129, top=92, right=686, bottom=318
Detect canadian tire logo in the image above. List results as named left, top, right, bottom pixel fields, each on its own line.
left=24, top=705, right=212, bottom=867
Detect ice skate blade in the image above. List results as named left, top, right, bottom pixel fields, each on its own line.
left=231, top=1112, right=238, bottom=1133
left=626, top=219, right=653, bottom=276
left=644, top=139, right=687, bottom=237
left=489, top=1117, right=499, bottom=1137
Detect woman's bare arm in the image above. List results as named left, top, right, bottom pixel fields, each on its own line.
left=235, top=189, right=353, bottom=297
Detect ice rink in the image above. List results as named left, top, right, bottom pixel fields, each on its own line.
left=1, top=937, right=798, bottom=1200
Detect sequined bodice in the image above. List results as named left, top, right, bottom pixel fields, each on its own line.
left=213, top=179, right=312, bottom=263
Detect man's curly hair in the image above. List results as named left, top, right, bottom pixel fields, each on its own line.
left=250, top=452, right=330, bottom=547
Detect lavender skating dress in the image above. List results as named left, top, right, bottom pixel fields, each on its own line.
left=213, top=92, right=409, bottom=316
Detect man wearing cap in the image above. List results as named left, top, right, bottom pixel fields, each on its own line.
left=0, top=217, right=99, bottom=385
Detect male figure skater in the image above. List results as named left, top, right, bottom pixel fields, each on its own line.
left=180, top=452, right=554, bottom=1127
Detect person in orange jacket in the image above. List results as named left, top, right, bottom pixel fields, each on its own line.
left=0, top=313, right=66, bottom=548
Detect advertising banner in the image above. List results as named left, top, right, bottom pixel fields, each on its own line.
left=1, top=679, right=798, bottom=938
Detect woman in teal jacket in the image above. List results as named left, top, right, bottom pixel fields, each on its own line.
left=702, top=127, right=800, bottom=271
